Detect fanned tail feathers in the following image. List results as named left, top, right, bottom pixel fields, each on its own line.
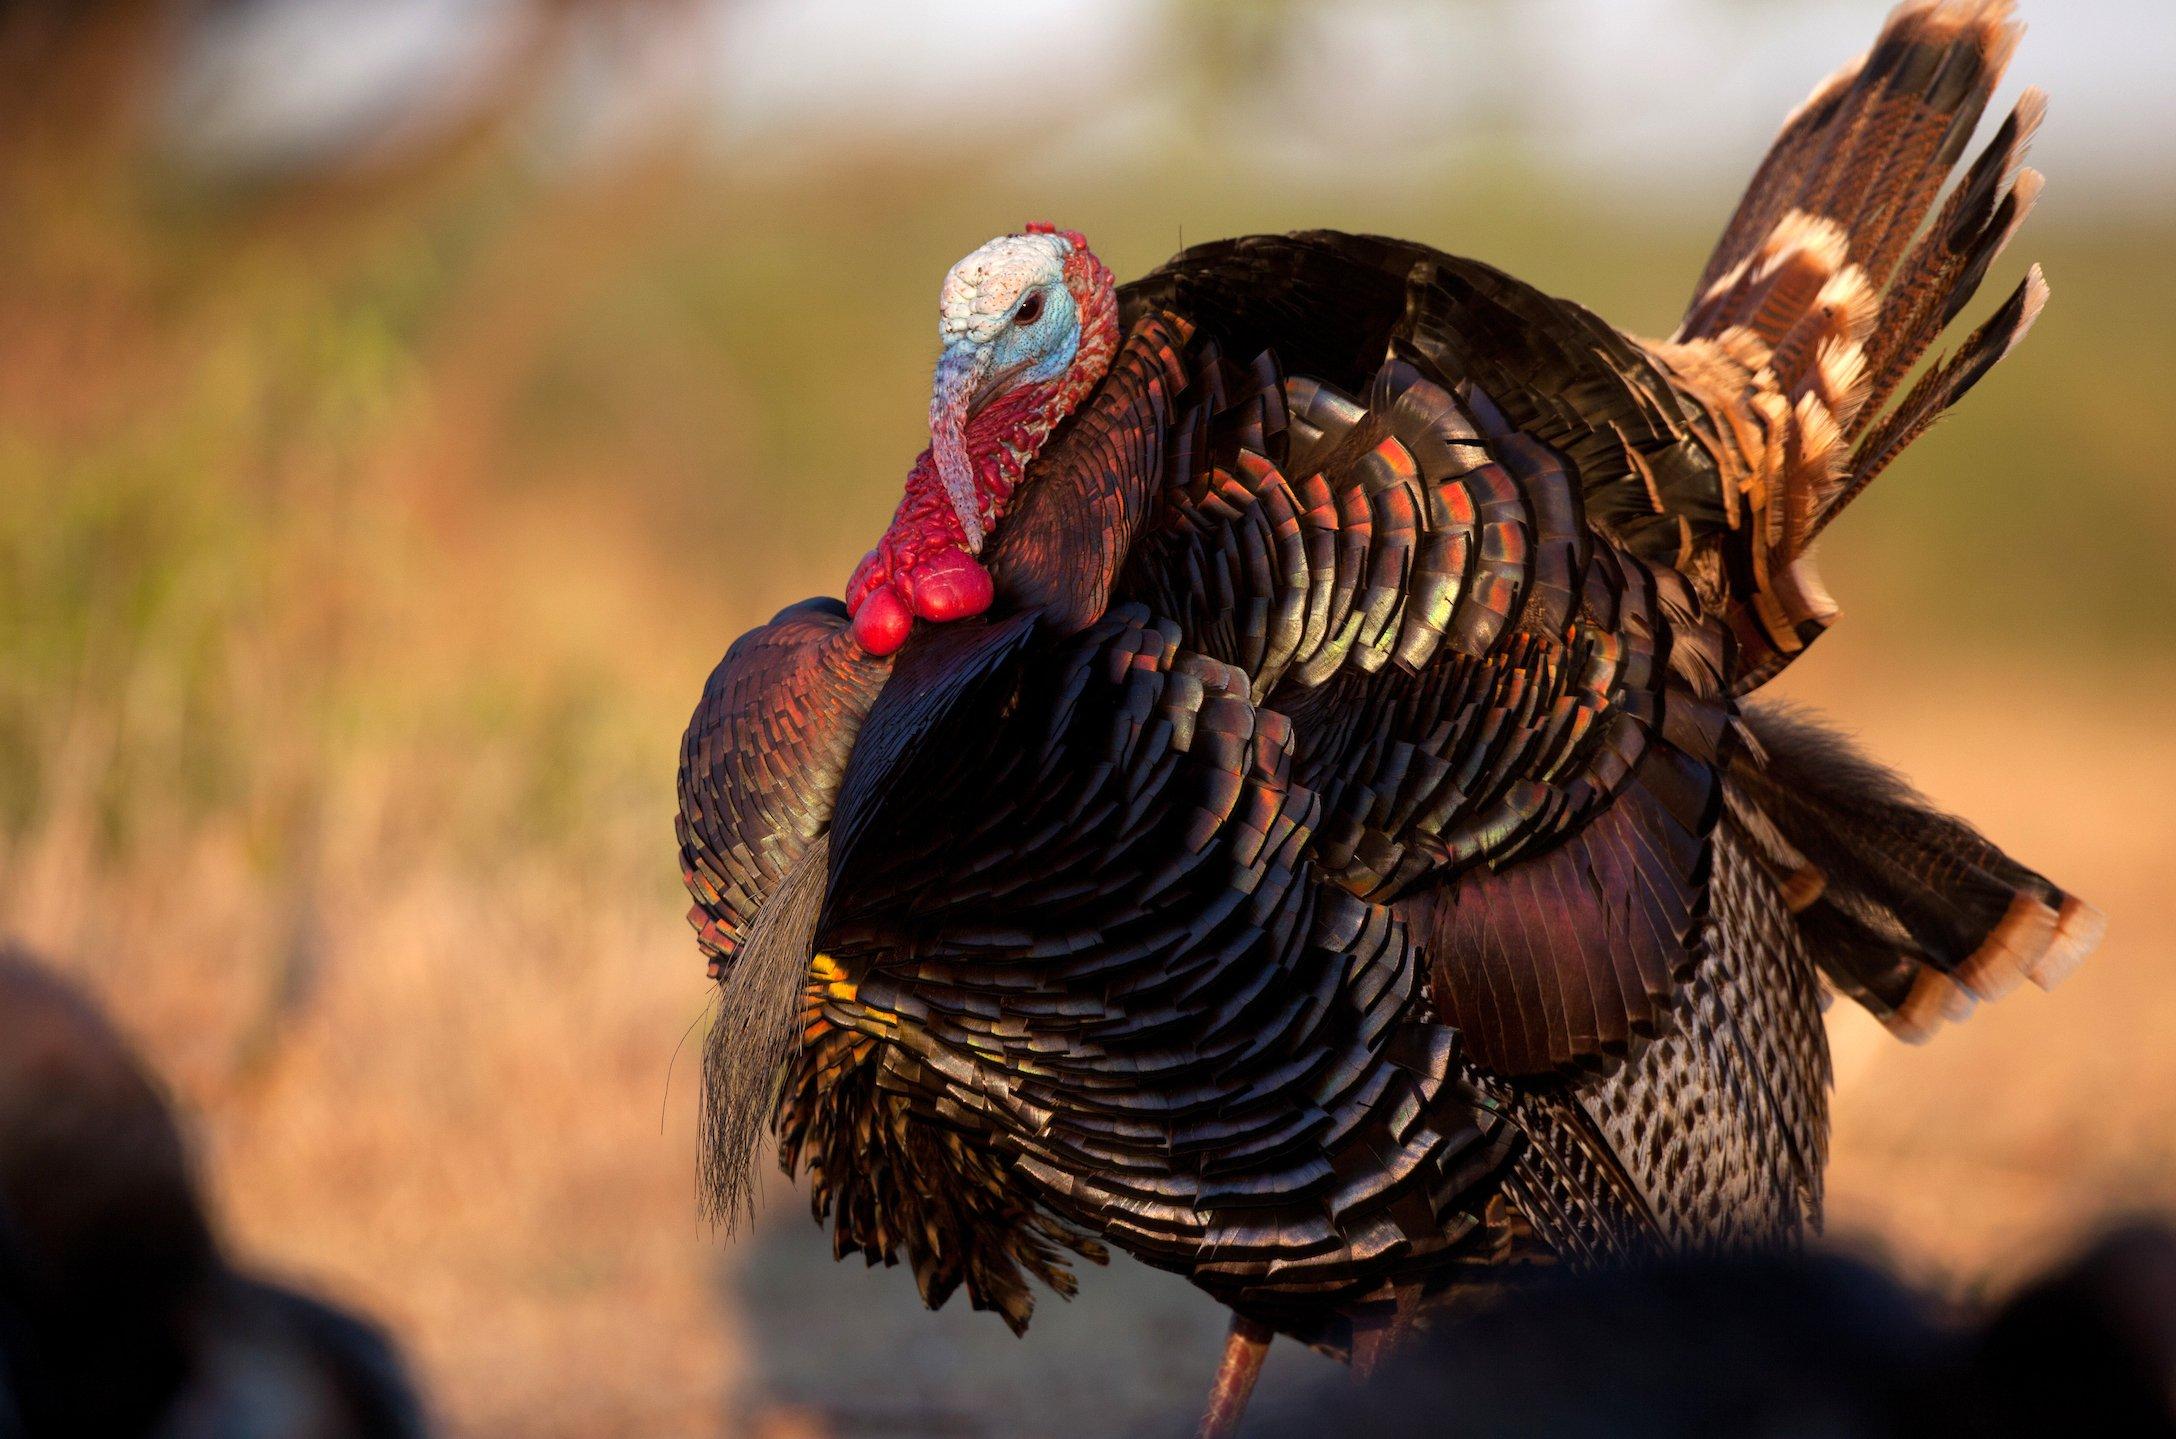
left=1649, top=0, right=2047, bottom=688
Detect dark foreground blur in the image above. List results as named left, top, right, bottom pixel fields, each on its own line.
left=1252, top=1234, right=2176, bottom=1439
left=0, top=950, right=427, bottom=1438
left=2, top=1, right=2173, bottom=1434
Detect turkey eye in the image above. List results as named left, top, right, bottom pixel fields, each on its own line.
left=1013, top=292, right=1044, bottom=326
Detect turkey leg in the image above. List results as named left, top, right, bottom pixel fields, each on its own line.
left=1196, top=1313, right=1273, bottom=1439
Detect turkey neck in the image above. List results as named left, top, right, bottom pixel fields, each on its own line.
left=887, top=381, right=1057, bottom=563
left=980, top=314, right=1184, bottom=635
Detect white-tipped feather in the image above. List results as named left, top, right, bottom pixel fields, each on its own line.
left=1888, top=968, right=1976, bottom=1044
left=1955, top=891, right=2056, bottom=1002
left=2030, top=897, right=2106, bottom=991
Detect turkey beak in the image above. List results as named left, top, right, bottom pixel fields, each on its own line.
left=930, top=339, right=994, bottom=554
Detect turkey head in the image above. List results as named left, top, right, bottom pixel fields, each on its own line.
left=845, top=224, right=1117, bottom=655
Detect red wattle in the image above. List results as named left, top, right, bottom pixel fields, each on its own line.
left=846, top=547, right=885, bottom=613
left=851, top=585, right=913, bottom=656
left=898, top=548, right=994, bottom=622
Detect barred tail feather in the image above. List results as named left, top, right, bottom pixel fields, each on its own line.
left=1852, top=86, right=2046, bottom=429
left=1651, top=0, right=2045, bottom=690
left=1820, top=262, right=2046, bottom=528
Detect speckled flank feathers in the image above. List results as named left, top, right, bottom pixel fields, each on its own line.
left=676, top=0, right=2097, bottom=1416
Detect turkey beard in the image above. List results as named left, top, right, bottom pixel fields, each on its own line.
left=699, top=835, right=828, bottom=1232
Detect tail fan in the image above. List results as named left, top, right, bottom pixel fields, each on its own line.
left=1647, top=0, right=2047, bottom=689
left=1724, top=703, right=2102, bottom=1041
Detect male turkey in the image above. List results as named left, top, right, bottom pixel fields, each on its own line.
left=676, top=3, right=2100, bottom=1433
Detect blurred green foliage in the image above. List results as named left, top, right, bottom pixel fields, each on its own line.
left=3, top=25, right=2169, bottom=887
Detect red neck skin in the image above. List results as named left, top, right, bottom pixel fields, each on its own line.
left=847, top=234, right=1118, bottom=656
left=845, top=380, right=1054, bottom=632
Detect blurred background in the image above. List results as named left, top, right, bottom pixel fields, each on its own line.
left=1, top=0, right=2171, bottom=1434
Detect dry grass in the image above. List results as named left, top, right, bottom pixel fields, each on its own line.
left=9, top=866, right=744, bottom=1438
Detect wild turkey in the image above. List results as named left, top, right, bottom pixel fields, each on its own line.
left=675, top=3, right=2100, bottom=1433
